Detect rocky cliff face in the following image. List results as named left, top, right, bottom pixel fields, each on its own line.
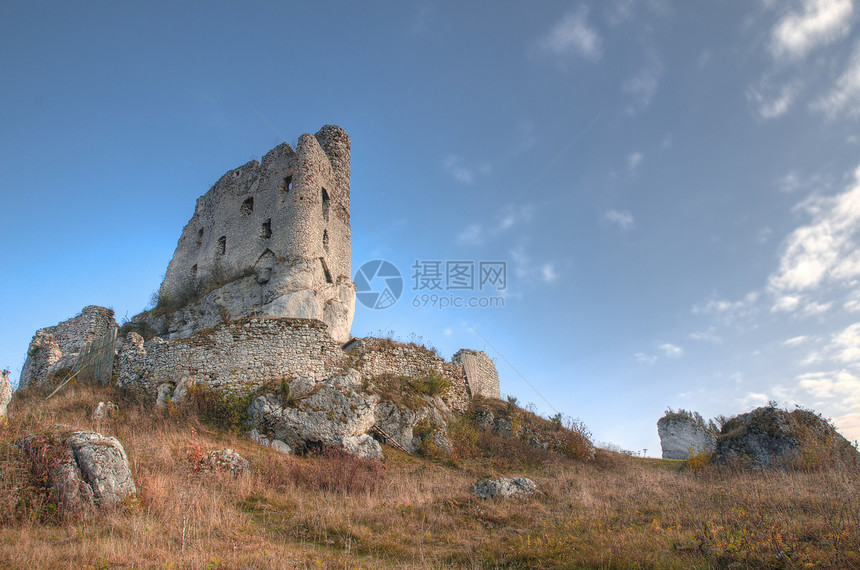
left=657, top=414, right=716, bottom=459
left=715, top=406, right=859, bottom=467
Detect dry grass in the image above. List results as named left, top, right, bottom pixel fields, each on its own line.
left=1, top=383, right=858, bottom=568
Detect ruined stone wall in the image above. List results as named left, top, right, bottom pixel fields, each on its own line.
left=352, top=338, right=470, bottom=412
left=19, top=306, right=117, bottom=390
left=117, top=318, right=348, bottom=395
left=155, top=125, right=354, bottom=343
left=452, top=349, right=500, bottom=400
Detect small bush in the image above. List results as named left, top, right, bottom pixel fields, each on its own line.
left=186, top=385, right=253, bottom=434
left=287, top=446, right=385, bottom=494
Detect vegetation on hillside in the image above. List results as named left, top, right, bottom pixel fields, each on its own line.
left=0, top=382, right=858, bottom=568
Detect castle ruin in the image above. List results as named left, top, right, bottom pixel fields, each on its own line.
left=150, top=125, right=355, bottom=343
left=17, top=126, right=502, bottom=458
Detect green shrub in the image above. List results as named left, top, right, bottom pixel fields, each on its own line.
left=186, top=385, right=253, bottom=434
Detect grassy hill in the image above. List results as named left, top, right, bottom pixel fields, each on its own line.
left=1, top=382, right=858, bottom=568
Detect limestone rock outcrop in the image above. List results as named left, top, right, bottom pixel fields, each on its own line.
left=20, top=429, right=137, bottom=516
left=19, top=306, right=117, bottom=390
left=0, top=369, right=11, bottom=421
left=714, top=406, right=859, bottom=467
left=657, top=413, right=716, bottom=459
left=201, top=449, right=249, bottom=477
left=473, top=477, right=537, bottom=499
left=143, top=125, right=355, bottom=343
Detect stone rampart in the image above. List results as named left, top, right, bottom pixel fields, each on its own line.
left=19, top=306, right=117, bottom=390
left=117, top=318, right=348, bottom=395
left=453, top=349, right=501, bottom=399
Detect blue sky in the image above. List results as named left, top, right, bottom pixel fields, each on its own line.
left=3, top=1, right=860, bottom=455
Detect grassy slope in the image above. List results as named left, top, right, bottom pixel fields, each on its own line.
left=1, top=383, right=858, bottom=569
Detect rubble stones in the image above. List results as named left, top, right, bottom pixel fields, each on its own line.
left=473, top=477, right=537, bottom=499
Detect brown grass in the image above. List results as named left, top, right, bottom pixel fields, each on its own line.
left=0, top=383, right=858, bottom=568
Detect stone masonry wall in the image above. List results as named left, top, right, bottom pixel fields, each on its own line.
left=117, top=318, right=348, bottom=396
left=155, top=125, right=355, bottom=343
left=352, top=338, right=470, bottom=412
left=19, top=306, right=117, bottom=390
left=453, top=349, right=501, bottom=399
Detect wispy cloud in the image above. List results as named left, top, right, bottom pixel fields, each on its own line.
left=634, top=352, right=658, bottom=365
left=443, top=155, right=490, bottom=185
left=622, top=56, right=663, bottom=113
left=628, top=151, right=643, bottom=170
left=603, top=209, right=634, bottom=231
left=783, top=335, right=809, bottom=347
left=747, top=79, right=799, bottom=120
left=690, top=328, right=723, bottom=343
left=812, top=41, right=860, bottom=119
left=659, top=343, right=684, bottom=358
left=509, top=246, right=559, bottom=287
left=768, top=165, right=860, bottom=296
left=770, top=0, right=854, bottom=61
left=538, top=7, right=603, bottom=62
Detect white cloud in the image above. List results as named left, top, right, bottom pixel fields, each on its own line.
left=741, top=392, right=771, bottom=408
left=634, top=352, right=657, bottom=365
left=803, top=300, right=833, bottom=315
left=623, top=57, right=663, bottom=112
left=813, top=42, right=860, bottom=119
left=442, top=155, right=490, bottom=185
left=693, top=292, right=760, bottom=322
left=540, top=263, right=558, bottom=283
left=770, top=0, right=853, bottom=60
left=538, top=8, right=602, bottom=61
left=776, top=170, right=803, bottom=193
left=833, top=323, right=860, bottom=363
left=628, top=151, right=643, bottom=170
left=690, top=328, right=723, bottom=343
left=772, top=294, right=802, bottom=312
left=747, top=80, right=799, bottom=120
left=768, top=165, right=860, bottom=294
left=783, top=335, right=809, bottom=347
left=799, top=369, right=860, bottom=400
left=659, top=343, right=683, bottom=358
left=603, top=209, right=634, bottom=230
left=509, top=246, right=558, bottom=288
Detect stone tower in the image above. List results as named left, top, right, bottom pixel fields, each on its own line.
left=155, top=125, right=355, bottom=342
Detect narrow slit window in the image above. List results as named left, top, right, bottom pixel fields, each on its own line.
left=322, top=229, right=329, bottom=252
left=261, top=219, right=272, bottom=239
left=191, top=264, right=198, bottom=278
left=320, top=257, right=333, bottom=284
left=196, top=228, right=204, bottom=247
left=321, top=187, right=330, bottom=222
left=241, top=196, right=254, bottom=215
left=217, top=236, right=226, bottom=255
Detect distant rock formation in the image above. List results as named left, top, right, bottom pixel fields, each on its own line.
left=657, top=412, right=716, bottom=459
left=715, top=405, right=859, bottom=468
left=19, top=306, right=117, bottom=390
